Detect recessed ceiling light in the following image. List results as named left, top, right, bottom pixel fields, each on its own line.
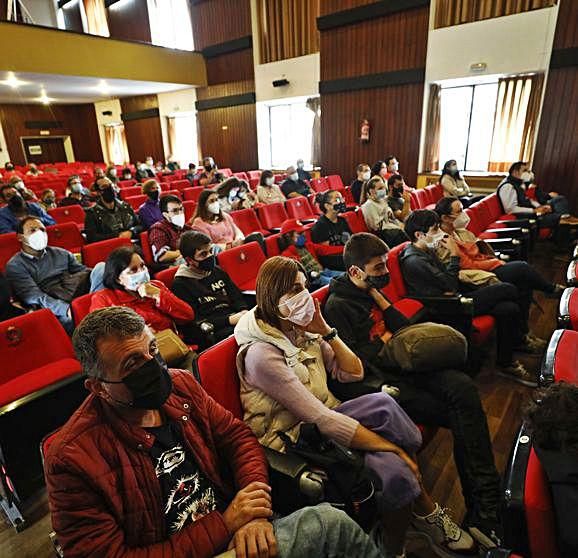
left=1, top=72, right=27, bottom=88
left=97, top=79, right=111, bottom=94
left=38, top=90, right=54, bottom=105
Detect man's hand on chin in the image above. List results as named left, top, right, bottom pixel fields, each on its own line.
left=228, top=519, right=278, bottom=558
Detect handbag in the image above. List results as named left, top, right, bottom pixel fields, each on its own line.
left=459, top=269, right=500, bottom=287
left=278, top=423, right=377, bottom=529
left=154, top=329, right=190, bottom=365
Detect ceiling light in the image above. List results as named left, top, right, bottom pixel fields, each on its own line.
left=38, top=90, right=53, bottom=105
left=97, top=79, right=111, bottom=95
left=1, top=72, right=27, bottom=88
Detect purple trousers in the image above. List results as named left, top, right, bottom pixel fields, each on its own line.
left=336, top=392, right=422, bottom=510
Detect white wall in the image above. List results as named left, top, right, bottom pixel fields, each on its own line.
left=418, top=3, right=560, bottom=171
left=94, top=98, right=123, bottom=163
left=21, top=0, right=58, bottom=27
left=156, top=88, right=198, bottom=161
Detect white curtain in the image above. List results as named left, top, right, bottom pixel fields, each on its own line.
left=147, top=0, right=194, bottom=51
left=105, top=124, right=129, bottom=166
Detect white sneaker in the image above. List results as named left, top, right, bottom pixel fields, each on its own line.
left=410, top=504, right=477, bottom=557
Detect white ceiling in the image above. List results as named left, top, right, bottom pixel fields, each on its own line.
left=0, top=71, right=193, bottom=104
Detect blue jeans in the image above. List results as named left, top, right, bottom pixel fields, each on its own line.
left=89, top=262, right=106, bottom=293
left=312, top=269, right=343, bottom=288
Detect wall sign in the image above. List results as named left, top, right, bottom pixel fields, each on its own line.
left=28, top=145, right=42, bottom=155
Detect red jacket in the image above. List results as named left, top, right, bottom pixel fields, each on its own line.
left=281, top=241, right=323, bottom=263
left=45, top=370, right=269, bottom=558
left=90, top=280, right=194, bottom=333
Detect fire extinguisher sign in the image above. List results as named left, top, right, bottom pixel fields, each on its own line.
left=360, top=119, right=370, bottom=143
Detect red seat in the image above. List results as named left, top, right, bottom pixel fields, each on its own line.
left=183, top=187, right=205, bottom=203
left=161, top=190, right=182, bottom=199
left=140, top=231, right=154, bottom=265
left=183, top=200, right=197, bottom=222
left=285, top=197, right=316, bottom=221
left=265, top=233, right=282, bottom=257
left=312, top=285, right=330, bottom=304
left=82, top=237, right=132, bottom=267
left=342, top=210, right=368, bottom=234
left=540, top=329, right=578, bottom=385
left=171, top=180, right=191, bottom=192
left=325, top=175, right=344, bottom=190
left=386, top=242, right=495, bottom=346
left=196, top=335, right=242, bottom=419
left=118, top=179, right=137, bottom=189
left=71, top=292, right=94, bottom=325
left=308, top=193, right=323, bottom=215
left=48, top=205, right=86, bottom=230
left=310, top=178, right=328, bottom=193
left=0, top=310, right=82, bottom=408
left=0, top=232, right=20, bottom=271
left=558, top=287, right=578, bottom=329
left=256, top=203, right=289, bottom=230
left=220, top=168, right=233, bottom=178
left=119, top=186, right=142, bottom=199
left=46, top=223, right=85, bottom=254
left=155, top=266, right=179, bottom=290
left=231, top=208, right=270, bottom=237
left=247, top=170, right=261, bottom=181
left=125, top=195, right=147, bottom=211
left=413, top=188, right=429, bottom=209
left=249, top=178, right=260, bottom=190
left=217, top=241, right=266, bottom=292
left=274, top=174, right=285, bottom=184
left=233, top=172, right=249, bottom=182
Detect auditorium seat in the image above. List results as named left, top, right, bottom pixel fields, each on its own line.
left=308, top=193, right=323, bottom=215
left=310, top=178, right=329, bottom=193
left=233, top=172, right=249, bottom=182
left=119, top=186, right=142, bottom=199
left=183, top=187, right=204, bottom=203
left=265, top=233, right=282, bottom=257
left=231, top=208, right=270, bottom=237
left=125, top=194, right=147, bottom=211
left=220, top=168, right=233, bottom=178
left=566, top=259, right=578, bottom=287
left=342, top=210, right=369, bottom=234
left=155, top=266, right=179, bottom=290
left=46, top=223, right=84, bottom=255
left=48, top=205, right=85, bottom=230
left=183, top=200, right=197, bottom=222
left=139, top=231, right=154, bottom=265
left=285, top=197, right=316, bottom=221
left=539, top=329, right=578, bottom=386
left=118, top=179, right=137, bottom=189
left=71, top=292, right=94, bottom=325
left=81, top=237, right=132, bottom=267
left=423, top=184, right=444, bottom=209
left=0, top=233, right=20, bottom=271
left=503, top=423, right=560, bottom=558
left=256, top=202, right=289, bottom=231
left=247, top=170, right=261, bottom=181
left=558, top=287, right=578, bottom=329
left=160, top=189, right=182, bottom=199
left=325, top=175, right=344, bottom=190
left=387, top=242, right=495, bottom=346
left=217, top=241, right=266, bottom=292
left=171, top=180, right=191, bottom=192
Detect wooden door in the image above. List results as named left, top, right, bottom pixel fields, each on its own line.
left=22, top=138, right=67, bottom=164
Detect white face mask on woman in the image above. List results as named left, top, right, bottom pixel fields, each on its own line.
left=278, top=289, right=315, bottom=327
left=207, top=201, right=221, bottom=215
left=265, top=177, right=274, bottom=186
left=425, top=230, right=445, bottom=250
left=453, top=211, right=470, bottom=229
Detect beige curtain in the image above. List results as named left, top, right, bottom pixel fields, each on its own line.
left=105, top=125, right=130, bottom=165
left=488, top=74, right=544, bottom=172
left=167, top=117, right=177, bottom=157
left=423, top=84, right=442, bottom=172
left=258, top=0, right=320, bottom=64
left=435, top=0, right=556, bottom=29
left=306, top=97, right=321, bottom=168
left=83, top=0, right=109, bottom=37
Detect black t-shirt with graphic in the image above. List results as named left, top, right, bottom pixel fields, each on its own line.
left=310, top=215, right=352, bottom=246
left=147, top=421, right=225, bottom=534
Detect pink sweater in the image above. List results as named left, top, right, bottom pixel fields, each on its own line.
left=243, top=339, right=360, bottom=446
left=191, top=212, right=243, bottom=246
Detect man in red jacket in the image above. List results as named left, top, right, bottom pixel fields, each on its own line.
left=45, top=306, right=382, bottom=558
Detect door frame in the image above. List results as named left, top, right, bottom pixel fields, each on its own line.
left=20, top=135, right=75, bottom=164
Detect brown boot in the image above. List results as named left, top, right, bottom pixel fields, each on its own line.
left=559, top=216, right=578, bottom=226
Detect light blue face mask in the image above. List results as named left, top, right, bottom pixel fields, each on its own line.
left=376, top=189, right=388, bottom=201
left=123, top=268, right=150, bottom=291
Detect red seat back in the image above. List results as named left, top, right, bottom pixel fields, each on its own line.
left=312, top=285, right=329, bottom=305
left=231, top=208, right=265, bottom=236
left=220, top=168, right=233, bottom=178
left=414, top=188, right=429, bottom=209
left=120, top=186, right=142, bottom=199
left=161, top=190, right=182, bottom=199
left=155, top=266, right=179, bottom=290
left=233, top=172, right=249, bottom=182
left=118, top=179, right=137, bottom=189
left=285, top=197, right=315, bottom=220
left=385, top=242, right=410, bottom=297
left=247, top=170, right=261, bottom=180
left=0, top=309, right=76, bottom=384
left=140, top=231, right=154, bottom=265
left=71, top=292, right=94, bottom=325
left=0, top=232, right=20, bottom=271
left=125, top=195, right=147, bottom=211
left=257, top=203, right=289, bottom=230
left=551, top=329, right=578, bottom=384
left=342, top=210, right=368, bottom=234
left=82, top=237, right=132, bottom=267
left=183, top=187, right=205, bottom=202
left=183, top=200, right=197, bottom=222
left=48, top=205, right=86, bottom=228
left=217, top=241, right=266, bottom=291
left=465, top=208, right=484, bottom=236
left=171, top=180, right=191, bottom=192
left=265, top=233, right=281, bottom=257
left=196, top=335, right=242, bottom=419
left=310, top=178, right=328, bottom=193
left=484, top=194, right=504, bottom=221
left=46, top=223, right=85, bottom=254
left=325, top=175, right=344, bottom=190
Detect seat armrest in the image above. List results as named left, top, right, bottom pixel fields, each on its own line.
left=557, top=288, right=573, bottom=328
left=410, top=295, right=474, bottom=316
left=539, top=329, right=563, bottom=386
left=483, top=237, right=519, bottom=247
left=494, top=218, right=535, bottom=228
left=485, top=227, right=529, bottom=238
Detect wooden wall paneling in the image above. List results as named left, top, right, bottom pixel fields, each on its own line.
left=190, top=0, right=252, bottom=50
left=107, top=0, right=152, bottom=43
left=320, top=0, right=378, bottom=16
left=553, top=0, right=577, bottom=49
left=196, top=80, right=255, bottom=101
left=197, top=103, right=258, bottom=172
left=0, top=103, right=103, bottom=165
left=320, top=6, right=429, bottom=80
left=205, top=48, right=254, bottom=85
left=120, top=95, right=164, bottom=163
left=120, top=94, right=159, bottom=114
left=320, top=84, right=425, bottom=185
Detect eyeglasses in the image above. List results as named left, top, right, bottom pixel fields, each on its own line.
left=167, top=207, right=184, bottom=215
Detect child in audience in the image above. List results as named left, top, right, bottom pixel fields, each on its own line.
left=256, top=170, right=286, bottom=204
left=278, top=219, right=342, bottom=289
left=524, top=383, right=578, bottom=558
left=217, top=177, right=257, bottom=212
left=360, top=176, right=409, bottom=247
left=234, top=256, right=476, bottom=558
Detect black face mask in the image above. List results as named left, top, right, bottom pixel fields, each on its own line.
left=196, top=254, right=216, bottom=272
left=204, top=165, right=213, bottom=172
left=367, top=273, right=390, bottom=290
left=100, top=188, right=116, bottom=203
left=392, top=187, right=403, bottom=198
left=8, top=194, right=25, bottom=210
left=148, top=190, right=160, bottom=202
left=103, top=354, right=173, bottom=409
left=509, top=175, right=524, bottom=186
left=333, top=201, right=347, bottom=214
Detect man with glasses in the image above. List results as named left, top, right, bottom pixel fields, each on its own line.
left=149, top=194, right=190, bottom=267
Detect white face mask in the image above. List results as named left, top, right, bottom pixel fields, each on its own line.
left=278, top=289, right=315, bottom=327
left=122, top=268, right=150, bottom=291
left=449, top=165, right=458, bottom=173
left=361, top=171, right=371, bottom=181
left=453, top=212, right=470, bottom=229
left=425, top=230, right=445, bottom=249
left=207, top=201, right=221, bottom=215
left=170, top=213, right=185, bottom=228
left=289, top=172, right=299, bottom=182
left=26, top=230, right=48, bottom=251
left=391, top=162, right=399, bottom=172
left=521, top=171, right=533, bottom=183
left=265, top=177, right=274, bottom=186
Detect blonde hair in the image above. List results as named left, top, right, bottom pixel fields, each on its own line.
left=360, top=176, right=384, bottom=204
left=141, top=179, right=159, bottom=195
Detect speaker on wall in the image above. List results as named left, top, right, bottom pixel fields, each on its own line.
left=272, top=79, right=289, bottom=87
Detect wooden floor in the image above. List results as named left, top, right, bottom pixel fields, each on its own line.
left=0, top=244, right=569, bottom=558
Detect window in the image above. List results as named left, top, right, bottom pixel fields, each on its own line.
left=439, top=82, right=498, bottom=172
left=262, top=98, right=316, bottom=169
left=147, top=0, right=194, bottom=51
left=167, top=114, right=198, bottom=168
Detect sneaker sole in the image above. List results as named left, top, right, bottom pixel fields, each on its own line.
left=495, top=371, right=538, bottom=388
left=467, top=526, right=498, bottom=551
left=406, top=528, right=477, bottom=558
